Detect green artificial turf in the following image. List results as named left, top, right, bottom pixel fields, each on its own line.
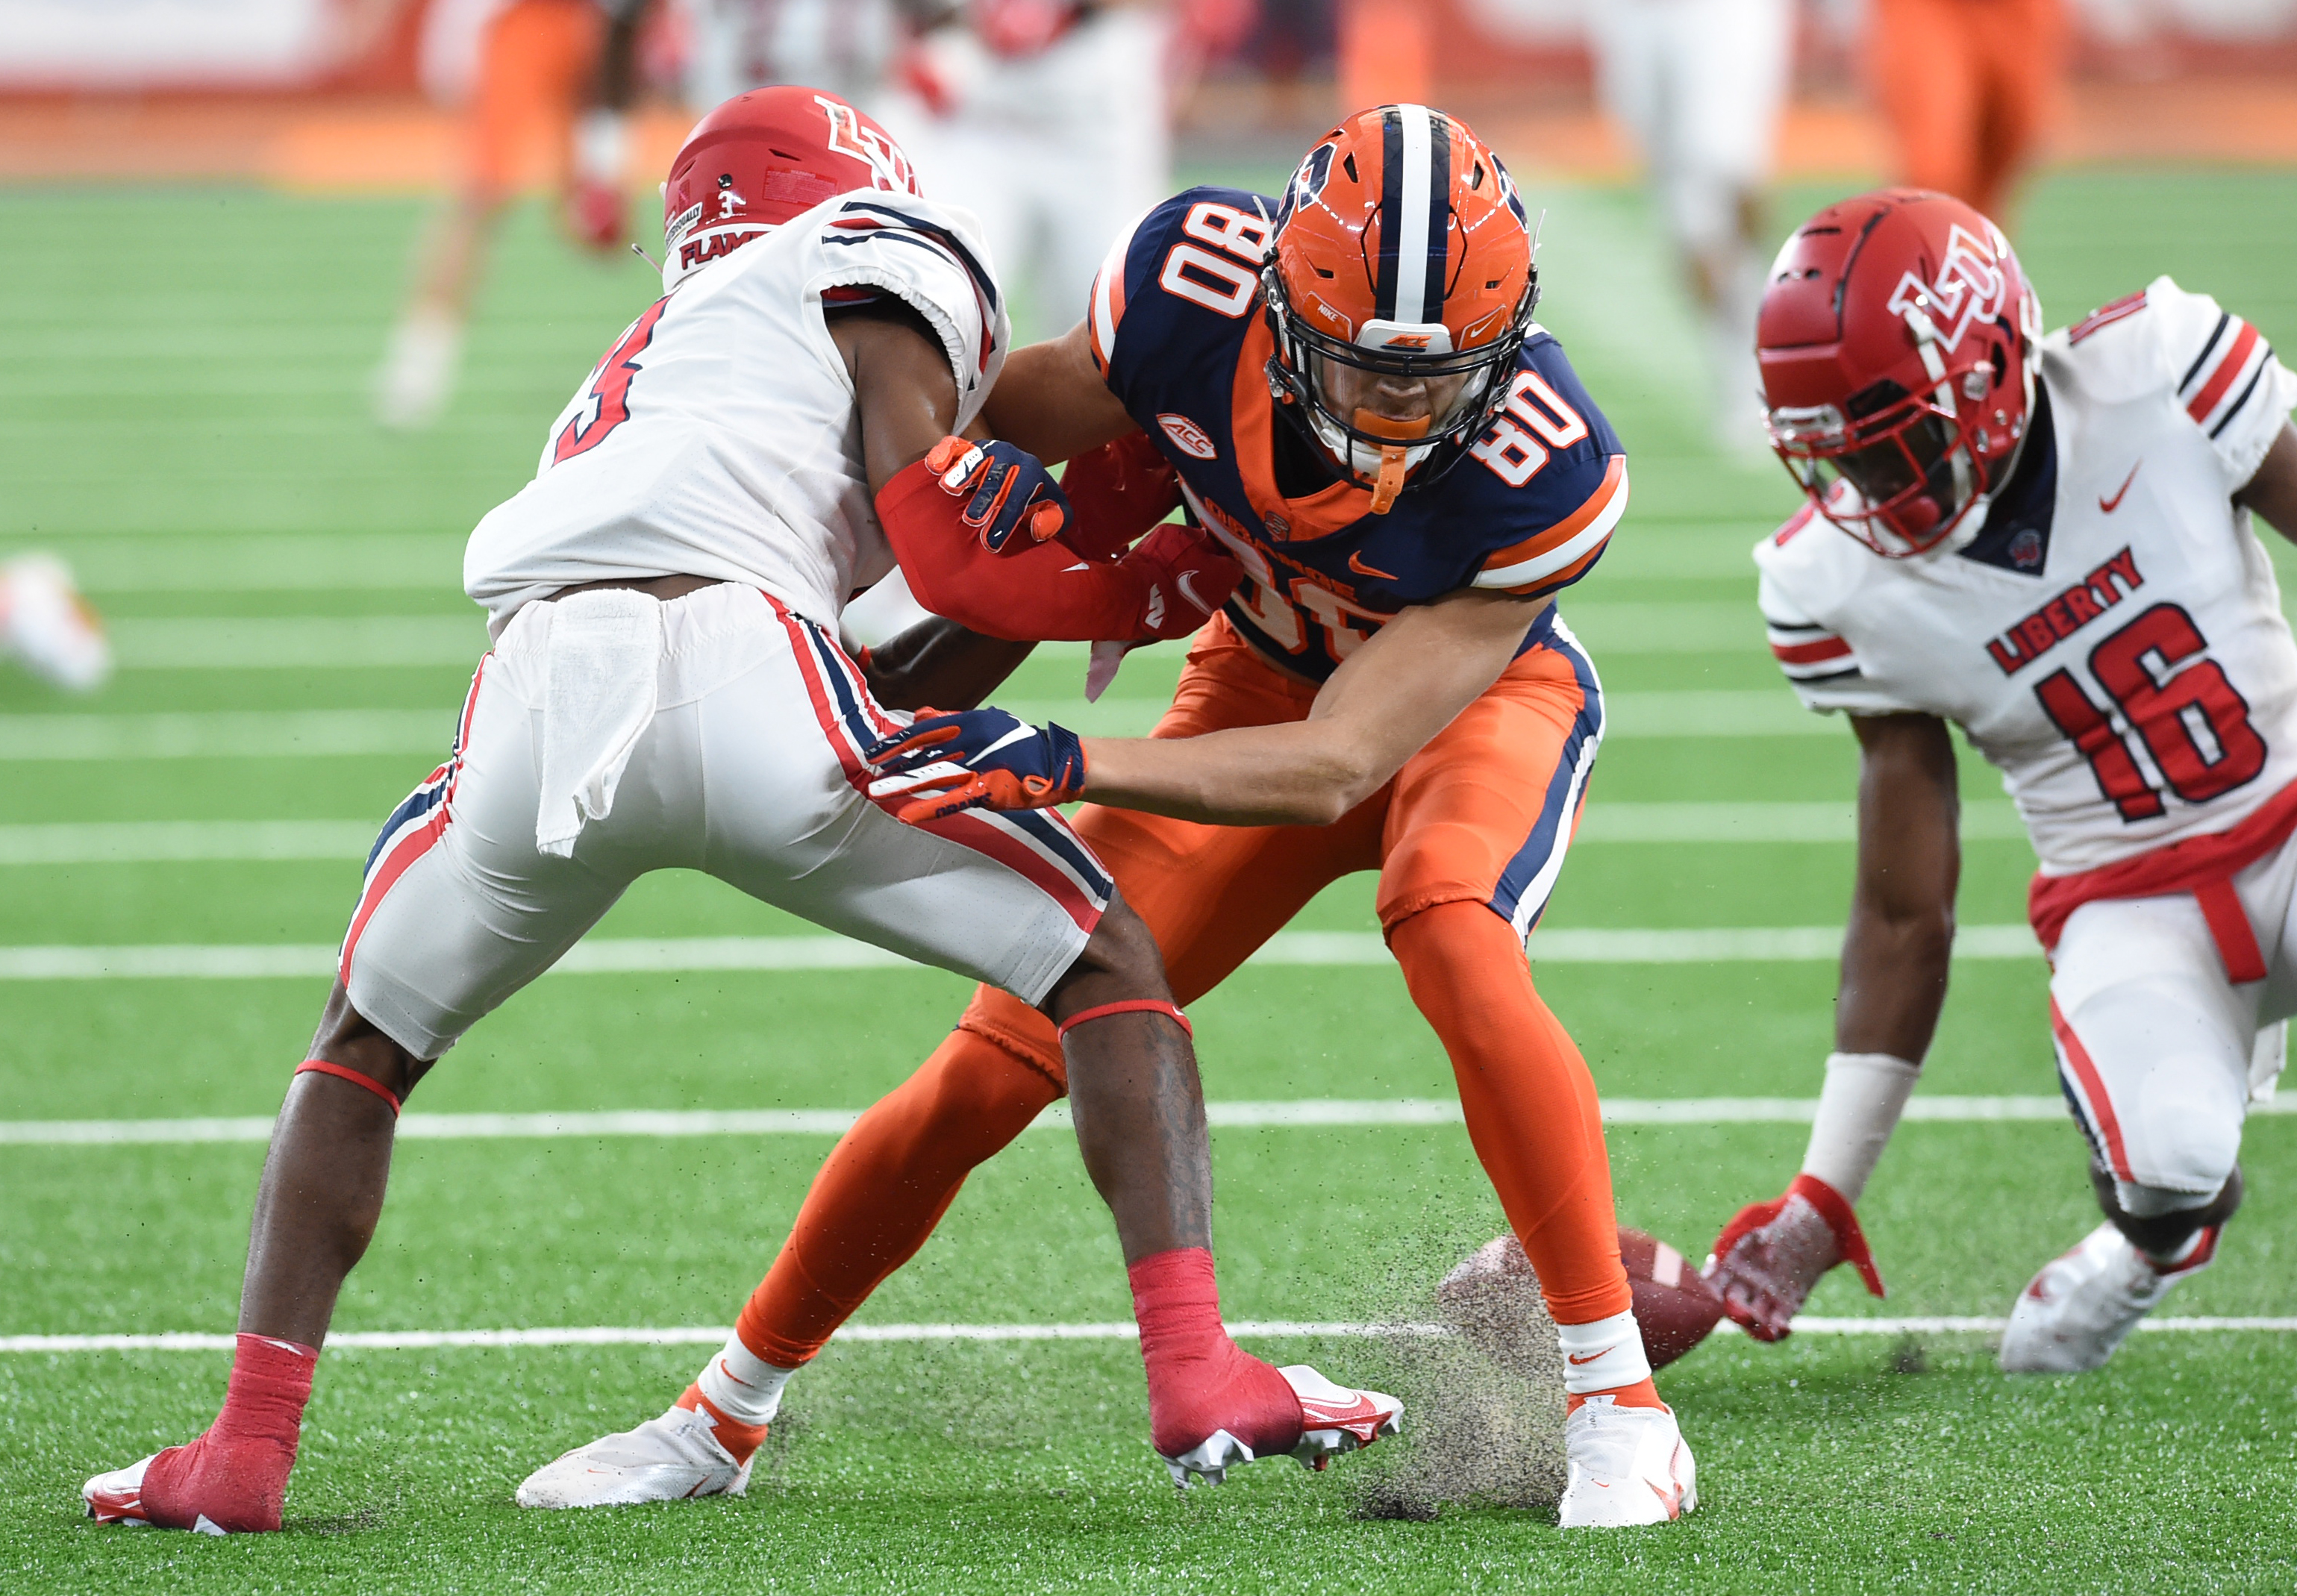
left=4, top=169, right=2297, bottom=1590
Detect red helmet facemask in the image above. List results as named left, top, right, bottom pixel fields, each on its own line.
left=1757, top=190, right=2042, bottom=557
left=660, top=87, right=921, bottom=293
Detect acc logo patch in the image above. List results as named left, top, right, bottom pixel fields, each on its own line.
left=1886, top=222, right=2010, bottom=352
left=1157, top=413, right=1218, bottom=460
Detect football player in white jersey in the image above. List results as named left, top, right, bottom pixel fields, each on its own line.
left=1703, top=189, right=2297, bottom=1373
left=81, top=87, right=1389, bottom=1536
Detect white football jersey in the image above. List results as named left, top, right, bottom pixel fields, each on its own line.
left=464, top=190, right=1007, bottom=637
left=1756, top=278, right=2297, bottom=877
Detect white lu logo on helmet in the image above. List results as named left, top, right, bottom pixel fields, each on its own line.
left=1885, top=222, right=2010, bottom=352
left=816, top=96, right=917, bottom=196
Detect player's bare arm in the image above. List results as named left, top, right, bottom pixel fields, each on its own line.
left=979, top=318, right=1139, bottom=463
left=1082, top=588, right=1551, bottom=825
left=1836, top=713, right=1962, bottom=1061
left=2233, top=419, right=2297, bottom=537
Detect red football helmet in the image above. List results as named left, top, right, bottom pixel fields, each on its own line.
left=1758, top=190, right=2043, bottom=557
left=660, top=87, right=922, bottom=292
left=1263, top=104, right=1540, bottom=512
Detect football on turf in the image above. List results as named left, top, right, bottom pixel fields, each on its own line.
left=1436, top=1227, right=1725, bottom=1371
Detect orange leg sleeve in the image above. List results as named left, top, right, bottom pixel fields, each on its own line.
left=1870, top=0, right=1981, bottom=205
left=735, top=623, right=1378, bottom=1368
left=1389, top=901, right=1631, bottom=1326
left=1969, top=0, right=2066, bottom=222
left=736, top=1021, right=1060, bottom=1368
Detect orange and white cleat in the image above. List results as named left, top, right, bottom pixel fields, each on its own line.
left=1158, top=1364, right=1401, bottom=1488
left=516, top=1402, right=755, bottom=1509
left=1557, top=1396, right=1696, bottom=1529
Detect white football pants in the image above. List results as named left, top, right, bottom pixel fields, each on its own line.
left=341, top=583, right=1106, bottom=1060
left=2050, top=830, right=2297, bottom=1215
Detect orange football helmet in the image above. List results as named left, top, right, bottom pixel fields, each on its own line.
left=1263, top=104, right=1540, bottom=511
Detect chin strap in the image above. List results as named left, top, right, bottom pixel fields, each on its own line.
left=1369, top=446, right=1408, bottom=513
left=1352, top=409, right=1430, bottom=516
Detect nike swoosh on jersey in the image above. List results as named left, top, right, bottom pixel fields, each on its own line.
left=1348, top=551, right=1399, bottom=580
left=2099, top=461, right=2141, bottom=513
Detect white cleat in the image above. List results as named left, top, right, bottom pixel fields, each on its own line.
left=373, top=309, right=463, bottom=431
left=3, top=554, right=110, bottom=692
left=83, top=1453, right=159, bottom=1527
left=1159, top=1364, right=1402, bottom=1488
left=516, top=1403, right=754, bottom=1509
left=1557, top=1398, right=1696, bottom=1528
left=1999, top=1221, right=2215, bottom=1374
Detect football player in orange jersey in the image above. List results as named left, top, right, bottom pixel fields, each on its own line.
left=1869, top=0, right=2068, bottom=225
left=374, top=0, right=652, bottom=429
left=540, top=104, right=1699, bottom=1526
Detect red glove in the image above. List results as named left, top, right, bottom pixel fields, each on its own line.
left=566, top=110, right=628, bottom=253
left=1058, top=431, right=1182, bottom=560
left=1115, top=522, right=1240, bottom=642
left=567, top=180, right=625, bottom=251
left=974, top=0, right=1078, bottom=57
left=880, top=454, right=1198, bottom=642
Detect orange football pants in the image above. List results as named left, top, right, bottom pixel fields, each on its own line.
left=736, top=615, right=1634, bottom=1368
left=467, top=0, right=602, bottom=196
left=1870, top=0, right=2067, bottom=222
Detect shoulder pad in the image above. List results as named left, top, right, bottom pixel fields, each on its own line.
left=813, top=194, right=1009, bottom=424
left=1466, top=336, right=1631, bottom=598
left=2046, top=275, right=2294, bottom=484
left=1090, top=187, right=1276, bottom=379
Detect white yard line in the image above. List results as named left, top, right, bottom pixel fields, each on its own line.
left=4, top=1316, right=2293, bottom=1354
left=0, top=924, right=2048, bottom=982
left=4, top=1093, right=2284, bottom=1146
left=0, top=804, right=2031, bottom=863
left=0, top=692, right=1834, bottom=763
left=107, top=617, right=490, bottom=670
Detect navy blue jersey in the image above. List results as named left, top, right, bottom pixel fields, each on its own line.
left=1087, top=187, right=1628, bottom=681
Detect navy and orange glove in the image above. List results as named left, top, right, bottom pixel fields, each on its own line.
left=864, top=707, right=1086, bottom=823
left=926, top=435, right=1071, bottom=554
left=1056, top=430, right=1182, bottom=560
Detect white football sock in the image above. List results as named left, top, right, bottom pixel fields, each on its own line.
left=693, top=1336, right=796, bottom=1426
left=1556, top=1308, right=1653, bottom=1396
left=1799, top=1051, right=1922, bottom=1205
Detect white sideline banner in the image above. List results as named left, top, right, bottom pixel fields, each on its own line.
left=0, top=0, right=329, bottom=87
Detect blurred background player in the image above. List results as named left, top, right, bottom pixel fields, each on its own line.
left=1587, top=0, right=1794, bottom=457
left=880, top=0, right=1255, bottom=342
left=1706, top=188, right=2297, bottom=1374
left=685, top=0, right=900, bottom=110
left=1869, top=0, right=2069, bottom=225
left=373, top=0, right=654, bottom=429
left=0, top=554, right=110, bottom=693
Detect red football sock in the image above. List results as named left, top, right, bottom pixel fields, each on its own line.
left=1128, top=1248, right=1301, bottom=1461
left=140, top=1333, right=316, bottom=1533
